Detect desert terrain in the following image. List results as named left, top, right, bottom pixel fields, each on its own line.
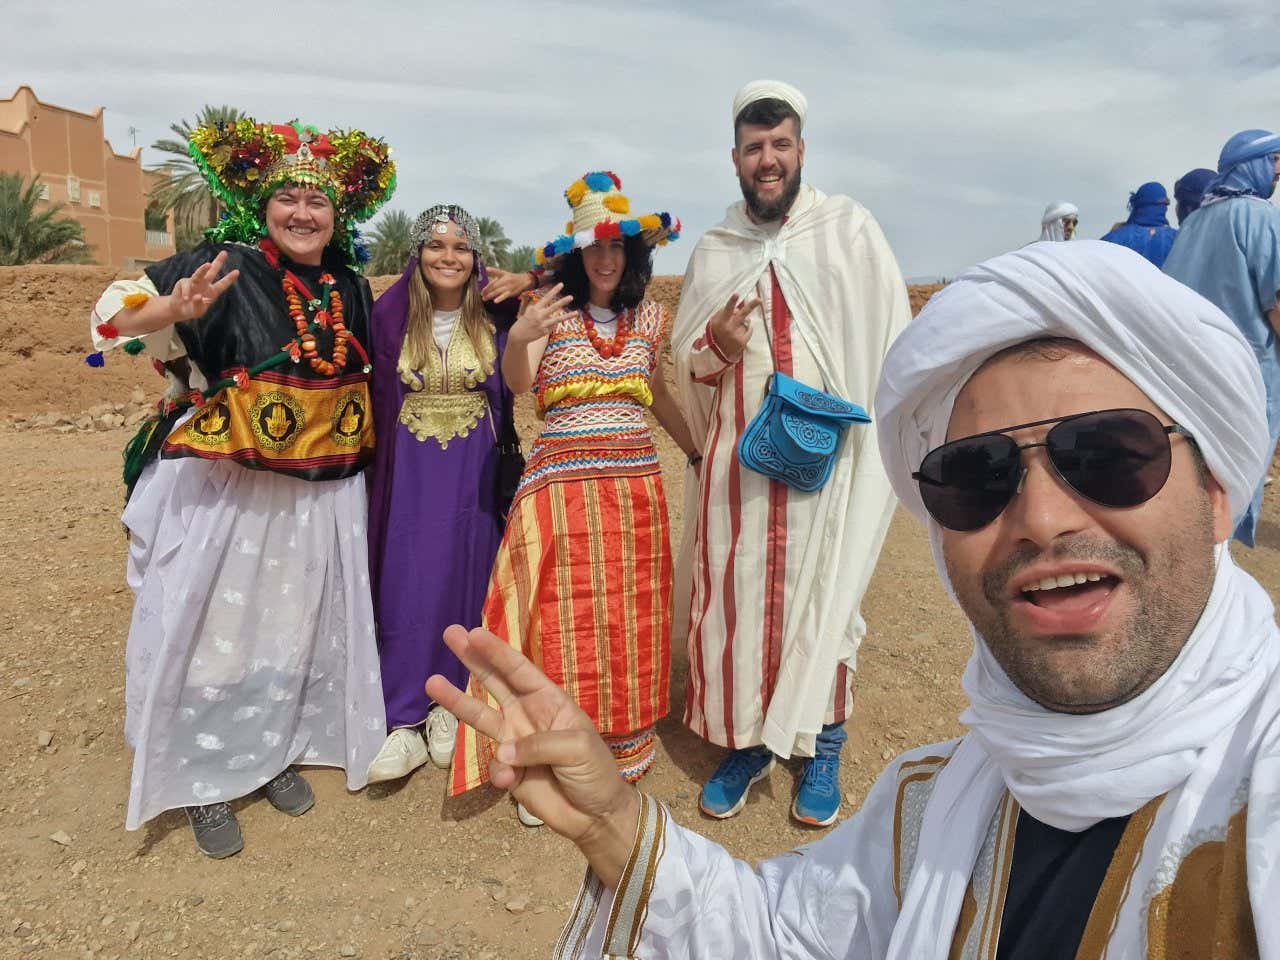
left=0, top=266, right=1275, bottom=959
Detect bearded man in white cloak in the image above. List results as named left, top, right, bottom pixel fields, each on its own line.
left=669, top=79, right=912, bottom=827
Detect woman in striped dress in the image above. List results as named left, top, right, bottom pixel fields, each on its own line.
left=450, top=172, right=697, bottom=820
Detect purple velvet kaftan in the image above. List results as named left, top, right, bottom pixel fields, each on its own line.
left=366, top=261, right=515, bottom=729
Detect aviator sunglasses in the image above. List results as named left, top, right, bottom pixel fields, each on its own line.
left=912, top=408, right=1197, bottom=532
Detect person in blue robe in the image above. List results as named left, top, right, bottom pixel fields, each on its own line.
left=1100, top=181, right=1179, bottom=267
left=1173, top=168, right=1215, bottom=224
left=1164, top=129, right=1280, bottom=545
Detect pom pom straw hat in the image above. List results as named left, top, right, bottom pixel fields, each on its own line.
left=533, top=171, right=679, bottom=268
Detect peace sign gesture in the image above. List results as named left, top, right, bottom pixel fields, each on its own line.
left=426, top=626, right=640, bottom=889
left=708, top=292, right=762, bottom=363
left=170, top=251, right=240, bottom=322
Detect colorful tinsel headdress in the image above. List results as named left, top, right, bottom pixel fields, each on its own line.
left=188, top=118, right=396, bottom=268
left=534, top=171, right=679, bottom=268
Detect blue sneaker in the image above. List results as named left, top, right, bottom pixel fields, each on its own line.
left=791, top=754, right=842, bottom=827
left=699, top=748, right=775, bottom=819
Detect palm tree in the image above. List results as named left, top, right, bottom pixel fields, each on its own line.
left=365, top=209, right=414, bottom=275
left=501, top=245, right=537, bottom=272
left=147, top=105, right=245, bottom=250
left=474, top=217, right=512, bottom=268
left=0, top=173, right=90, bottom=265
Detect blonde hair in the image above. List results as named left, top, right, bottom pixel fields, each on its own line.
left=397, top=263, right=496, bottom=386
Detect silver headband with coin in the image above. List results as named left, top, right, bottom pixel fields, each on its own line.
left=411, top=204, right=481, bottom=251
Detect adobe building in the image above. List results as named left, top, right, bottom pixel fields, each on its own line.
left=0, top=85, right=175, bottom=267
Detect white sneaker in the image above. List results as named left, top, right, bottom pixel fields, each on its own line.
left=516, top=802, right=544, bottom=828
left=425, top=707, right=458, bottom=769
left=366, top=727, right=429, bottom=784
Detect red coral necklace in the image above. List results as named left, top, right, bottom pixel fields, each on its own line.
left=260, top=239, right=350, bottom=376
left=582, top=307, right=630, bottom=359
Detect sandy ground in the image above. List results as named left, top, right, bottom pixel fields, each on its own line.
left=1, top=267, right=1275, bottom=959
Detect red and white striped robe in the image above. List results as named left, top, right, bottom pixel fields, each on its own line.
left=673, top=186, right=911, bottom=757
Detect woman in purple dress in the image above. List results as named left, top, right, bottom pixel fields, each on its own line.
left=365, top=205, right=532, bottom=783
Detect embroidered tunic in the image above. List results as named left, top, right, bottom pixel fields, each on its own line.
left=366, top=262, right=515, bottom=729
left=450, top=298, right=673, bottom=794
left=556, top=726, right=1271, bottom=959
left=89, top=242, right=386, bottom=829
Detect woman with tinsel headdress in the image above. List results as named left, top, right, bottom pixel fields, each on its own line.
left=448, top=172, right=698, bottom=824
left=364, top=204, right=531, bottom=784
left=85, top=119, right=395, bottom=858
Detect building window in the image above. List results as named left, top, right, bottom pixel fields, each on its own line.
left=38, top=183, right=50, bottom=200
left=67, top=177, right=81, bottom=202
left=88, top=191, right=102, bottom=208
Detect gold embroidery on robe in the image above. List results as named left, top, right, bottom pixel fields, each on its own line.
left=162, top=371, right=373, bottom=478
left=1145, top=804, right=1256, bottom=960
left=396, top=314, right=496, bottom=448
left=398, top=391, right=488, bottom=448
left=250, top=390, right=306, bottom=451
left=187, top=401, right=233, bottom=446
left=331, top=390, right=367, bottom=447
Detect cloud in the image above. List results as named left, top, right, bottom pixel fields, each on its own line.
left=3, top=0, right=1278, bottom=277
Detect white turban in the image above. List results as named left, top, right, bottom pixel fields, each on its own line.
left=731, top=79, right=808, bottom=127
left=875, top=239, right=1269, bottom=539
left=1038, top=201, right=1078, bottom=241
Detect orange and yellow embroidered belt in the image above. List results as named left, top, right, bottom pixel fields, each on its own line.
left=162, top=368, right=373, bottom=481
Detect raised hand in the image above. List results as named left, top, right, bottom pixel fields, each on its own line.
left=481, top=268, right=536, bottom=303
left=508, top=283, right=576, bottom=346
left=708, top=292, right=763, bottom=363
left=171, top=251, right=240, bottom=322
left=426, top=626, right=640, bottom=887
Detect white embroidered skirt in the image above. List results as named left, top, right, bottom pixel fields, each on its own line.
left=120, top=450, right=385, bottom=830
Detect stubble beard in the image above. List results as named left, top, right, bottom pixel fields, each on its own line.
left=949, top=504, right=1216, bottom=714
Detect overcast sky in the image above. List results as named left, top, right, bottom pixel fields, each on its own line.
left=4, top=0, right=1279, bottom=278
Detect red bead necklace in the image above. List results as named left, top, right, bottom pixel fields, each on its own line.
left=283, top=275, right=348, bottom=376
left=260, top=239, right=351, bottom=376
left=582, top=307, right=631, bottom=359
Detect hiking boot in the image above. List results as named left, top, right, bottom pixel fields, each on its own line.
left=425, top=707, right=459, bottom=769
left=699, top=747, right=775, bottom=819
left=262, top=768, right=314, bottom=817
left=367, top=727, right=430, bottom=784
left=791, top=754, right=842, bottom=827
left=185, top=803, right=244, bottom=859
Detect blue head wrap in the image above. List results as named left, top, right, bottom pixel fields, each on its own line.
left=1126, top=181, right=1170, bottom=227
left=1204, top=129, right=1280, bottom=201
left=1173, top=168, right=1215, bottom=223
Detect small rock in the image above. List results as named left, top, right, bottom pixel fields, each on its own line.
left=338, top=946, right=357, bottom=958
left=49, top=830, right=73, bottom=847
left=131, top=388, right=147, bottom=405
left=12, top=677, right=31, bottom=688
left=70, top=859, right=87, bottom=877
left=504, top=898, right=527, bottom=914
left=880, top=748, right=894, bottom=761
left=125, top=920, right=142, bottom=942
left=183, top=895, right=205, bottom=909
left=36, top=731, right=54, bottom=748
left=275, top=920, right=297, bottom=933
left=488, top=886, right=506, bottom=902
left=532, top=905, right=547, bottom=916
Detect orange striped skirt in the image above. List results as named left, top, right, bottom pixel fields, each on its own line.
left=450, top=472, right=672, bottom=795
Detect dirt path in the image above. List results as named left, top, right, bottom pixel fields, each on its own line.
left=2, top=266, right=1277, bottom=959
